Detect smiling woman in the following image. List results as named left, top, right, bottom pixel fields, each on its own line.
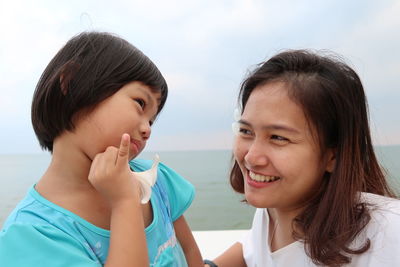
left=206, top=49, right=400, bottom=267
left=234, top=81, right=335, bottom=210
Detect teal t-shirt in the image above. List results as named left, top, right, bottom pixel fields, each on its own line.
left=0, top=159, right=195, bottom=266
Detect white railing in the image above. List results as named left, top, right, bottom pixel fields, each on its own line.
left=193, top=230, right=248, bottom=259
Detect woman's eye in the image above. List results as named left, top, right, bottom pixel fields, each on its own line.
left=238, top=127, right=253, bottom=136
left=134, top=98, right=146, bottom=109
left=271, top=135, right=289, bottom=143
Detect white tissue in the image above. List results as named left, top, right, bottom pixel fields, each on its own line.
left=233, top=108, right=241, bottom=121
left=131, top=154, right=159, bottom=204
left=232, top=108, right=241, bottom=135
left=232, top=122, right=240, bottom=135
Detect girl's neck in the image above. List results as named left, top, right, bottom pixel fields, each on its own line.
left=37, top=133, right=94, bottom=191
left=35, top=133, right=114, bottom=229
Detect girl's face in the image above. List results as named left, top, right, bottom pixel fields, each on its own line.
left=73, top=81, right=160, bottom=161
left=234, top=81, right=335, bottom=212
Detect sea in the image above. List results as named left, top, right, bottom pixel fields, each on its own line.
left=1, top=146, right=399, bottom=231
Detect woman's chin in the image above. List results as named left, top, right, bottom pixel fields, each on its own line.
left=244, top=192, right=269, bottom=209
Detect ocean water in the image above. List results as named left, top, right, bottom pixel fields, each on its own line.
left=1, top=146, right=399, bottom=230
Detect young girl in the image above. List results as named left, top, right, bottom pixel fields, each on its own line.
left=0, top=32, right=202, bottom=266
left=206, top=50, right=400, bottom=266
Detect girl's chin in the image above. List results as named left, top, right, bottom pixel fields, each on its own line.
left=128, top=148, right=143, bottom=160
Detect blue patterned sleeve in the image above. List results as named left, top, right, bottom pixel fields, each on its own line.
left=157, top=162, right=195, bottom=221
left=129, top=159, right=195, bottom=222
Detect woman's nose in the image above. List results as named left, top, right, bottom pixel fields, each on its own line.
left=244, top=141, right=269, bottom=167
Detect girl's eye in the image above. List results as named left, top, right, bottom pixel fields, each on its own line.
left=134, top=98, right=146, bottom=109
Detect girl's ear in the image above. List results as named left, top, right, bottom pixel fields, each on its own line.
left=60, top=74, right=67, bottom=95
left=325, top=148, right=336, bottom=173
left=59, top=61, right=80, bottom=95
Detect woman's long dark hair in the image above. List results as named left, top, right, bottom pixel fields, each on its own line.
left=230, top=50, right=396, bottom=266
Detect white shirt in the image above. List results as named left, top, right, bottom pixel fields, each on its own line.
left=241, top=193, right=400, bottom=267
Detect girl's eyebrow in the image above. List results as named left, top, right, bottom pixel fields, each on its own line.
left=136, top=85, right=162, bottom=109
left=238, top=119, right=301, bottom=134
left=135, top=85, right=160, bottom=120
left=136, top=86, right=154, bottom=105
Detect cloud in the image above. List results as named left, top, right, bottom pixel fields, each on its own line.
left=0, top=0, right=399, bottom=154
left=334, top=1, right=400, bottom=94
left=145, top=130, right=234, bottom=151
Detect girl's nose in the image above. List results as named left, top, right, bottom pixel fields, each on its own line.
left=244, top=142, right=269, bottom=168
left=140, top=121, right=151, bottom=140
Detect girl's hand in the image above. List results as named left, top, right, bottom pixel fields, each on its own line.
left=88, top=133, right=140, bottom=207
left=90, top=134, right=150, bottom=266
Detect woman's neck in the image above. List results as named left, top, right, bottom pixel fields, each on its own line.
left=268, top=207, right=299, bottom=224
left=267, top=207, right=303, bottom=252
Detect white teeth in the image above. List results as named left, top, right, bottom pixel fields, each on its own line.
left=249, top=171, right=279, bottom=182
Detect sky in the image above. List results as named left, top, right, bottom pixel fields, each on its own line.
left=0, top=0, right=399, bottom=154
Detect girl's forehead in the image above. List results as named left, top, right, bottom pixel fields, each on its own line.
left=124, top=81, right=161, bottom=101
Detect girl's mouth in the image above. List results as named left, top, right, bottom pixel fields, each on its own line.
left=130, top=138, right=144, bottom=154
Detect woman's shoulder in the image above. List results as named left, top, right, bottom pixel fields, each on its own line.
left=360, top=192, right=400, bottom=214
left=360, top=192, right=400, bottom=234
left=351, top=193, right=400, bottom=265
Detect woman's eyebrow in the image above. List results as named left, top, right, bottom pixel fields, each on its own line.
left=238, top=119, right=301, bottom=134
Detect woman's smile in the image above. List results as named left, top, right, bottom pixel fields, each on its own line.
left=234, top=81, right=334, bottom=210
left=246, top=170, right=281, bottom=189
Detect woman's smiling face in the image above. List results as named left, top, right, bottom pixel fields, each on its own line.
left=233, top=81, right=335, bottom=212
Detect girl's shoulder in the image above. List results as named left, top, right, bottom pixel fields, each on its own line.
left=129, top=158, right=195, bottom=221
left=129, top=158, right=153, bottom=171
